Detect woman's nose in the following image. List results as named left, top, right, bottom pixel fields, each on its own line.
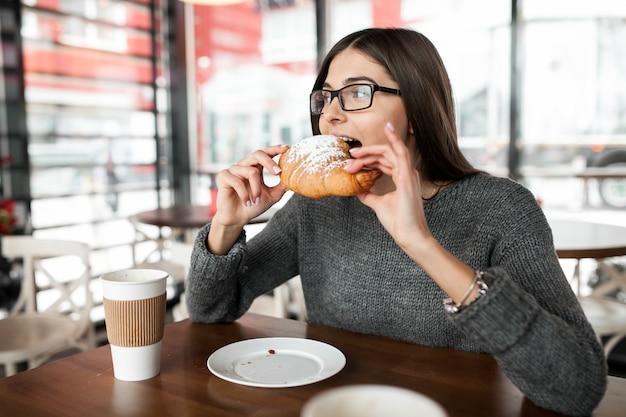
left=321, top=96, right=344, bottom=120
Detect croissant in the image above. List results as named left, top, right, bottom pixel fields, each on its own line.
left=278, top=135, right=382, bottom=199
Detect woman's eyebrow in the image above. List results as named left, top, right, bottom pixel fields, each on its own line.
left=322, top=76, right=377, bottom=89
left=344, top=76, right=376, bottom=84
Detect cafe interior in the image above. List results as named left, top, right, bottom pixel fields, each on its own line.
left=1, top=0, right=626, bottom=415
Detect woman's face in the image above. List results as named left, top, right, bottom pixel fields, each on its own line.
left=318, top=48, right=411, bottom=148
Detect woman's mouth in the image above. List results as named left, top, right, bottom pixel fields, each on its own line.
left=339, top=137, right=362, bottom=149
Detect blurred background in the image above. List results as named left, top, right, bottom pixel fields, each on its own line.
left=1, top=0, right=625, bottom=280
left=2, top=0, right=626, bottom=378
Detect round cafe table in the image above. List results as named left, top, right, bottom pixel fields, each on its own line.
left=549, top=218, right=626, bottom=260
left=548, top=217, right=626, bottom=355
left=132, top=204, right=278, bottom=246
left=548, top=217, right=626, bottom=294
left=135, top=205, right=215, bottom=229
left=134, top=204, right=276, bottom=230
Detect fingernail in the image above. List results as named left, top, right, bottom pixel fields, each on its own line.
left=344, top=159, right=353, bottom=170
left=255, top=196, right=261, bottom=205
left=386, top=122, right=395, bottom=132
left=272, top=165, right=282, bottom=174
left=245, top=200, right=252, bottom=207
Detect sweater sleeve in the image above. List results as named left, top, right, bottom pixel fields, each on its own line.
left=446, top=184, right=607, bottom=416
left=185, top=199, right=301, bottom=323
left=450, top=268, right=607, bottom=416
left=184, top=224, right=248, bottom=323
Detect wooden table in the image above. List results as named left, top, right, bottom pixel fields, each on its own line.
left=548, top=218, right=626, bottom=354
left=0, top=313, right=622, bottom=417
left=132, top=204, right=277, bottom=248
left=573, top=167, right=626, bottom=208
left=575, top=167, right=626, bottom=181
left=134, top=204, right=275, bottom=230
left=134, top=205, right=217, bottom=229
left=549, top=218, right=626, bottom=259
left=548, top=217, right=626, bottom=294
left=520, top=166, right=626, bottom=208
left=521, top=166, right=626, bottom=182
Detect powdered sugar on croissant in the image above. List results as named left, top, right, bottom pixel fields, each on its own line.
left=278, top=135, right=382, bottom=198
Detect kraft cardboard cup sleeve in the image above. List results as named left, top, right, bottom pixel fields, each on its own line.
left=101, top=269, right=168, bottom=381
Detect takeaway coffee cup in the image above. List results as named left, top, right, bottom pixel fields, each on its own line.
left=101, top=269, right=168, bottom=381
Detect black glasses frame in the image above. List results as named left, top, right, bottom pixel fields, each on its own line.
left=310, top=83, right=402, bottom=115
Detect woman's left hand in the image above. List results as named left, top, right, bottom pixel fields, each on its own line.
left=345, top=123, right=433, bottom=252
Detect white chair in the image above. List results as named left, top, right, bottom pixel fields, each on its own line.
left=131, top=219, right=188, bottom=287
left=167, top=241, right=194, bottom=321
left=172, top=276, right=307, bottom=322
left=270, top=276, right=307, bottom=321
left=168, top=216, right=308, bottom=322
left=578, top=260, right=626, bottom=355
left=0, top=236, right=95, bottom=376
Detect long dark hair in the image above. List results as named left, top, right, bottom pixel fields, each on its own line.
left=311, top=28, right=481, bottom=181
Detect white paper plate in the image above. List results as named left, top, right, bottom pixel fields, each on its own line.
left=207, top=337, right=346, bottom=388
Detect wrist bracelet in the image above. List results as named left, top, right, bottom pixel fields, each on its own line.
left=444, top=270, right=492, bottom=314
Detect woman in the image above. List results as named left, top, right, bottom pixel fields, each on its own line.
left=186, top=28, right=606, bottom=416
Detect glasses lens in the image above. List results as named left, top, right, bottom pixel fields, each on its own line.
left=310, top=90, right=326, bottom=115
left=340, top=84, right=373, bottom=111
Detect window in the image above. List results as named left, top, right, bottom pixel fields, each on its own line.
left=11, top=0, right=172, bottom=275
left=519, top=0, right=626, bottom=208
left=400, top=0, right=511, bottom=172
left=187, top=1, right=317, bottom=204
left=0, top=1, right=28, bottom=230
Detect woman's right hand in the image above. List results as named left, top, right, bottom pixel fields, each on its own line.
left=208, top=145, right=288, bottom=254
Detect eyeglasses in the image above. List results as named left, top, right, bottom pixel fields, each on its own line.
left=310, top=83, right=402, bottom=115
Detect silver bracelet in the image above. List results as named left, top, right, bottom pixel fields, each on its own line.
left=443, top=270, right=491, bottom=314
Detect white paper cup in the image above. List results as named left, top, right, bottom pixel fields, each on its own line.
left=101, top=269, right=168, bottom=381
left=301, top=384, right=448, bottom=417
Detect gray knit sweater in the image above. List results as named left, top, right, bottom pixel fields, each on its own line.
left=186, top=173, right=607, bottom=416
